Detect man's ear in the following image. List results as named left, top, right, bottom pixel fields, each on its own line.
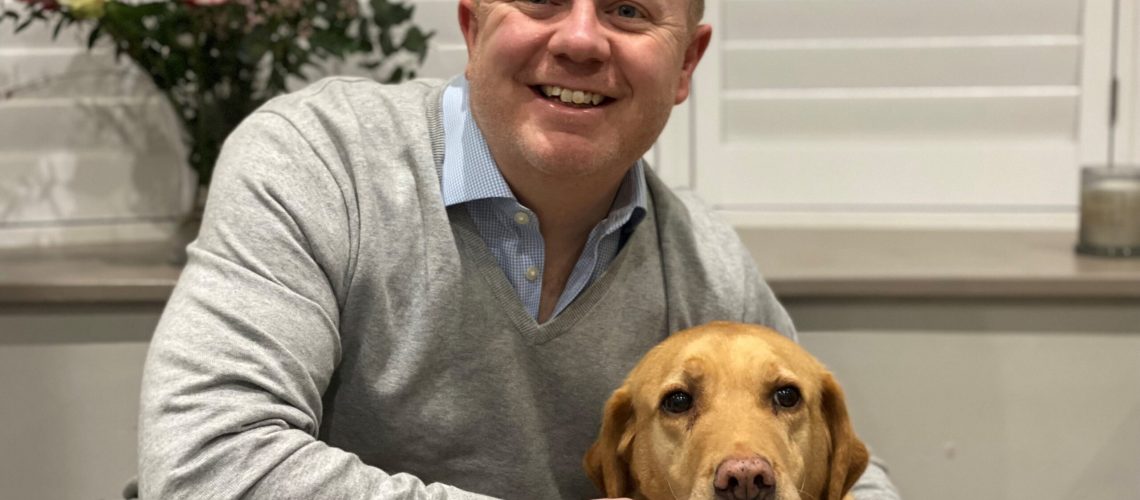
left=674, top=24, right=713, bottom=105
left=583, top=386, right=636, bottom=498
left=458, top=0, right=479, bottom=57
left=821, top=373, right=870, bottom=500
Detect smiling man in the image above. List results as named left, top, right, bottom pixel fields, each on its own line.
left=135, top=0, right=899, bottom=498
left=459, top=0, right=709, bottom=324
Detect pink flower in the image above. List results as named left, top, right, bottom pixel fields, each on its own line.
left=18, top=0, right=62, bottom=10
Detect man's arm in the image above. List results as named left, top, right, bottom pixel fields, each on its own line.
left=850, top=455, right=902, bottom=500
left=137, top=111, right=492, bottom=499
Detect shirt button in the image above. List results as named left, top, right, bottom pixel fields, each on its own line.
left=525, top=267, right=539, bottom=282
left=514, top=211, right=530, bottom=225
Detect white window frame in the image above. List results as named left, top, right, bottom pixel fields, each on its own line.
left=674, top=0, right=1120, bottom=229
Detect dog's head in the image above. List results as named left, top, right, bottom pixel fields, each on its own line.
left=584, top=321, right=868, bottom=500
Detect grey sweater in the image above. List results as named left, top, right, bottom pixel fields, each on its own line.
left=137, top=77, right=896, bottom=499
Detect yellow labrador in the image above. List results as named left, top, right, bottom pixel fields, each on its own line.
left=585, top=322, right=868, bottom=500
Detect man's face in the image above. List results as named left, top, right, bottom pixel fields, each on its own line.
left=459, top=0, right=711, bottom=182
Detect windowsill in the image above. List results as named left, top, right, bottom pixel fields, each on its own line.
left=0, top=241, right=182, bottom=304
left=2, top=228, right=1140, bottom=304
left=738, top=228, right=1140, bottom=300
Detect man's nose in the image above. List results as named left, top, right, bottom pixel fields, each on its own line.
left=548, top=2, right=611, bottom=64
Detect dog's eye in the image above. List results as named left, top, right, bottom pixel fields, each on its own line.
left=773, top=386, right=801, bottom=408
left=660, top=390, right=694, bottom=414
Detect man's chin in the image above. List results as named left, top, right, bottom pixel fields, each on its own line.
left=523, top=150, right=627, bottom=180
left=520, top=135, right=640, bottom=177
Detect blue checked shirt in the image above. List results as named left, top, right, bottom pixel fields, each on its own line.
left=440, top=76, right=648, bottom=321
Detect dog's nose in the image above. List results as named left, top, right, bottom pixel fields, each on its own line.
left=713, top=456, right=775, bottom=500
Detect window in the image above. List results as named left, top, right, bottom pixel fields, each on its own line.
left=683, top=0, right=1118, bottom=227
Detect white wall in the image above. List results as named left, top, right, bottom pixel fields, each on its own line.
left=802, top=329, right=1140, bottom=500
left=0, top=305, right=156, bottom=500
left=791, top=299, right=1140, bottom=500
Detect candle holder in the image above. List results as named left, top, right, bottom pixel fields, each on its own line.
left=1076, top=166, right=1140, bottom=257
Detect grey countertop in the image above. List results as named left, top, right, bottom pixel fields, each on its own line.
left=2, top=228, right=1140, bottom=304
left=739, top=228, right=1140, bottom=299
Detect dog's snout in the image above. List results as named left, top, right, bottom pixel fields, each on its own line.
left=713, top=456, right=775, bottom=500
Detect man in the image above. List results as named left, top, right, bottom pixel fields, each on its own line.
left=136, top=0, right=900, bottom=497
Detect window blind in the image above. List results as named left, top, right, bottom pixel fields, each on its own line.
left=691, top=0, right=1116, bottom=226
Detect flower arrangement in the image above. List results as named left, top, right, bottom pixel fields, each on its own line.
left=2, top=0, right=431, bottom=186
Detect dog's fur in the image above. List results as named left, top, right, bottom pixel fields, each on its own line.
left=584, top=322, right=869, bottom=500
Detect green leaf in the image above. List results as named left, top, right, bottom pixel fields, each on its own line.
left=15, top=14, right=39, bottom=33
left=51, top=17, right=66, bottom=39
left=309, top=30, right=355, bottom=57
left=377, top=30, right=395, bottom=55
left=370, top=0, right=393, bottom=28
left=389, top=3, right=414, bottom=25
left=386, top=66, right=404, bottom=84
left=357, top=19, right=373, bottom=52
left=401, top=27, right=431, bottom=62
left=86, top=24, right=103, bottom=49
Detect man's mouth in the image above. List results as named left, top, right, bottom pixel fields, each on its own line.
left=535, top=85, right=611, bottom=107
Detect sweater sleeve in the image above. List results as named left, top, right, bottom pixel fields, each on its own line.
left=851, top=455, right=903, bottom=500
left=137, top=111, right=494, bottom=500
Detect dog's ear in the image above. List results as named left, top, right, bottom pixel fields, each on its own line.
left=584, top=386, right=636, bottom=498
left=821, top=373, right=870, bottom=500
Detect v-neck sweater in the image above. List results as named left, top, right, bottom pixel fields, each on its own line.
left=138, top=77, right=797, bottom=499
left=438, top=76, right=649, bottom=321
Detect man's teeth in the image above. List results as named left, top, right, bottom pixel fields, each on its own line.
left=541, top=85, right=605, bottom=106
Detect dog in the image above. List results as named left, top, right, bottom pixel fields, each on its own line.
left=584, top=321, right=869, bottom=500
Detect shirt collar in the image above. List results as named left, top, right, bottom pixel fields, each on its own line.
left=440, top=76, right=515, bottom=205
left=440, top=75, right=648, bottom=227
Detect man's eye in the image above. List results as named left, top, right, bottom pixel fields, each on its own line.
left=527, top=0, right=550, bottom=5
left=614, top=3, right=642, bottom=18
